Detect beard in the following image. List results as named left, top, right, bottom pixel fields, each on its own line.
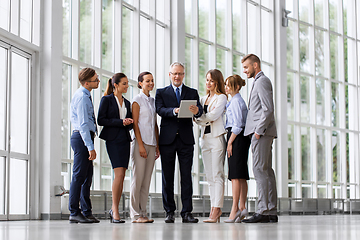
left=248, top=70, right=255, bottom=78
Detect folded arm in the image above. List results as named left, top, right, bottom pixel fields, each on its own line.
left=196, top=94, right=226, bottom=123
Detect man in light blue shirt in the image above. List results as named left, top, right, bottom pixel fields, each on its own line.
left=69, top=68, right=100, bottom=224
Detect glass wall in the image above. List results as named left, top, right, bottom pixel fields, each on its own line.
left=61, top=0, right=170, bottom=193
left=185, top=0, right=274, bottom=197
left=61, top=0, right=275, bottom=199
left=0, top=44, right=32, bottom=219
left=286, top=0, right=360, bottom=199
left=61, top=0, right=360, bottom=201
left=0, top=0, right=40, bottom=46
left=0, top=0, right=39, bottom=220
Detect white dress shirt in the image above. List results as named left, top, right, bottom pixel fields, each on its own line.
left=114, top=95, right=127, bottom=119
left=132, top=91, right=157, bottom=146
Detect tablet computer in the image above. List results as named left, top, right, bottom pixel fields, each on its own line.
left=178, top=100, right=197, bottom=118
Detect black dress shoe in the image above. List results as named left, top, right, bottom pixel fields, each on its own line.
left=109, top=209, right=125, bottom=223
left=69, top=213, right=94, bottom=223
left=242, top=213, right=269, bottom=223
left=85, top=214, right=100, bottom=223
left=182, top=212, right=199, bottom=223
left=165, top=213, right=175, bottom=223
left=269, top=215, right=278, bottom=223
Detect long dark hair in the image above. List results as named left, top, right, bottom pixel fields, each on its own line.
left=104, top=73, right=127, bottom=96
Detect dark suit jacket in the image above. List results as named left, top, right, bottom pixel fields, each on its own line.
left=97, top=93, right=133, bottom=142
left=155, top=84, right=203, bottom=145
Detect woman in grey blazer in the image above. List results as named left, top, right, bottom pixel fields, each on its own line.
left=195, top=69, right=227, bottom=223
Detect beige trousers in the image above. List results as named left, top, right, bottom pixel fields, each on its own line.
left=130, top=141, right=156, bottom=220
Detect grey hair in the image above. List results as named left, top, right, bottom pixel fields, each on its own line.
left=169, top=62, right=185, bottom=72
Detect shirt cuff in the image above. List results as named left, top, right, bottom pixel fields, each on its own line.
left=173, top=108, right=177, bottom=116
left=86, top=144, right=94, bottom=151
left=194, top=110, right=201, bottom=118
left=231, top=127, right=242, bottom=135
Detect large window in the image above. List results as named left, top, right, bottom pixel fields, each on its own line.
left=0, top=0, right=40, bottom=221
left=185, top=0, right=275, bottom=197
left=0, top=0, right=40, bottom=46
left=0, top=43, right=33, bottom=220
left=286, top=0, right=360, bottom=199
left=61, top=0, right=170, bottom=193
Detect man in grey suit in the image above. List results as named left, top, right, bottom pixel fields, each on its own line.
left=241, top=54, right=278, bottom=223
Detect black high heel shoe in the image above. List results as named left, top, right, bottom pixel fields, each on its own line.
left=109, top=209, right=125, bottom=223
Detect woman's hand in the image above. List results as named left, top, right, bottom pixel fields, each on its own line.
left=227, top=133, right=237, bottom=157
left=155, top=146, right=160, bottom=160
left=139, top=144, right=147, bottom=159
left=123, top=118, right=134, bottom=126
left=227, top=142, right=233, bottom=157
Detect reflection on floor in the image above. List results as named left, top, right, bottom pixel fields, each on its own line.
left=1, top=215, right=360, bottom=240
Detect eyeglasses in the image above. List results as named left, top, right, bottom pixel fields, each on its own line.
left=170, top=72, right=185, bottom=76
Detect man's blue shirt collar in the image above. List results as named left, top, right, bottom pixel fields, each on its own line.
left=171, top=83, right=183, bottom=92
left=80, top=86, right=91, bottom=96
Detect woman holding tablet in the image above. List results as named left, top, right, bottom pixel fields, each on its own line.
left=195, top=69, right=227, bottom=223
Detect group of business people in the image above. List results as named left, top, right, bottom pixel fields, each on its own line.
left=67, top=53, right=278, bottom=224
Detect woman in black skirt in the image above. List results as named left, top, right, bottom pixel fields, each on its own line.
left=223, top=74, right=251, bottom=223
left=98, top=73, right=133, bottom=223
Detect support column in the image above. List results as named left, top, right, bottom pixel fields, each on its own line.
left=274, top=0, right=288, bottom=198
left=170, top=0, right=185, bottom=63
left=39, top=0, right=63, bottom=220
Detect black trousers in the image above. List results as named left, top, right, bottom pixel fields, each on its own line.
left=69, top=131, right=93, bottom=216
left=159, top=135, right=194, bottom=217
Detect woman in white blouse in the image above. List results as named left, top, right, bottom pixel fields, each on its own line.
left=195, top=69, right=227, bottom=223
left=130, top=72, right=160, bottom=223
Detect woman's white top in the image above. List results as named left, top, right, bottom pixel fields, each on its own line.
left=132, top=91, right=157, bottom=146
left=195, top=93, right=227, bottom=138
left=114, top=95, right=127, bottom=119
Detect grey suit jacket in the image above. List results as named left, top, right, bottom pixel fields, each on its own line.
left=244, top=71, right=277, bottom=138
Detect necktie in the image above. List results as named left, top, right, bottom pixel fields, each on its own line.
left=89, top=95, right=98, bottom=135
left=176, top=87, right=181, bottom=105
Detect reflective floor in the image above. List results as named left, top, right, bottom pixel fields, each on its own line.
left=1, top=215, right=360, bottom=240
